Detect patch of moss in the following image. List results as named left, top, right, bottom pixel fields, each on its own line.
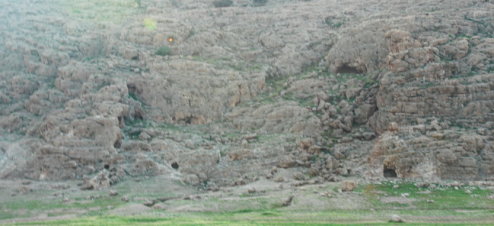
left=156, top=46, right=171, bottom=56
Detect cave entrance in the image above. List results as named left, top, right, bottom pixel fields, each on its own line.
left=336, top=65, right=362, bottom=74
left=383, top=168, right=397, bottom=178
left=171, top=162, right=179, bottom=169
left=134, top=112, right=144, bottom=120
left=113, top=139, right=122, bottom=148
left=104, top=164, right=110, bottom=170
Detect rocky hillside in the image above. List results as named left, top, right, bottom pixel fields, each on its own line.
left=0, top=0, right=493, bottom=189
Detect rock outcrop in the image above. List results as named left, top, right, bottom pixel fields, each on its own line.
left=0, top=0, right=493, bottom=186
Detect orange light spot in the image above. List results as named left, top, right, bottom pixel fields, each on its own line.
left=169, top=38, right=173, bottom=42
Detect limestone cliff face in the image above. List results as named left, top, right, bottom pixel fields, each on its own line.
left=0, top=0, right=493, bottom=185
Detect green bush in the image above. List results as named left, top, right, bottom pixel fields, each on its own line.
left=253, top=0, right=268, bottom=6
left=213, top=0, right=233, bottom=8
left=156, top=46, right=171, bottom=56
left=325, top=18, right=343, bottom=28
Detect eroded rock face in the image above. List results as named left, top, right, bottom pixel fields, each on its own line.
left=0, top=0, right=493, bottom=186
left=366, top=126, right=493, bottom=181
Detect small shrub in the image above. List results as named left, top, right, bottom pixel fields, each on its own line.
left=143, top=18, right=156, bottom=30
left=325, top=17, right=343, bottom=28
left=253, top=0, right=268, bottom=6
left=156, top=46, right=171, bottom=56
left=213, top=0, right=233, bottom=8
left=171, top=0, right=180, bottom=7
left=188, top=30, right=195, bottom=38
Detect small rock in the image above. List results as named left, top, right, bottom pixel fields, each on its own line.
left=271, top=166, right=278, bottom=173
left=390, top=214, right=405, bottom=223
left=362, top=132, right=376, bottom=140
left=236, top=178, right=246, bottom=186
left=153, top=203, right=167, bottom=210
left=293, top=172, right=306, bottom=181
left=121, top=196, right=129, bottom=202
left=340, top=181, right=356, bottom=192
left=109, top=190, right=118, bottom=196
left=185, top=140, right=195, bottom=149
left=241, top=139, right=248, bottom=148
left=274, top=177, right=284, bottom=182
left=309, top=168, right=319, bottom=176
left=282, top=195, right=295, bottom=206
left=393, top=185, right=399, bottom=189
left=18, top=186, right=31, bottom=193
left=198, top=173, right=208, bottom=181
left=184, top=174, right=200, bottom=186
left=242, top=133, right=258, bottom=140
left=63, top=197, right=70, bottom=203
left=465, top=190, right=472, bottom=194
left=455, top=186, right=459, bottom=190
left=427, top=200, right=434, bottom=203
left=143, top=200, right=155, bottom=207
left=107, top=205, right=113, bottom=210
left=248, top=187, right=256, bottom=194
left=477, top=128, right=487, bottom=135
left=139, top=132, right=151, bottom=141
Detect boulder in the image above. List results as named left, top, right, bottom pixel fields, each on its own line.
left=277, top=156, right=297, bottom=168
left=340, top=181, right=356, bottom=192
left=390, top=214, right=405, bottom=223
left=293, top=172, right=306, bottom=181
left=274, top=177, right=284, bottom=182
left=183, top=174, right=200, bottom=186
left=309, top=168, right=319, bottom=177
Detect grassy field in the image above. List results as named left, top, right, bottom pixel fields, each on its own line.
left=7, top=209, right=494, bottom=226
left=2, top=179, right=494, bottom=225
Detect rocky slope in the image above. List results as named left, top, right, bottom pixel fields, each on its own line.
left=0, top=0, right=493, bottom=189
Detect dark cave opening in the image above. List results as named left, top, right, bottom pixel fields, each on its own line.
left=185, top=116, right=192, bottom=124
left=134, top=111, right=144, bottom=120
left=104, top=164, right=110, bottom=170
left=171, top=162, right=179, bottom=169
left=384, top=168, right=397, bottom=178
left=113, top=139, right=122, bottom=148
left=336, top=65, right=362, bottom=74
left=173, top=116, right=194, bottom=125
